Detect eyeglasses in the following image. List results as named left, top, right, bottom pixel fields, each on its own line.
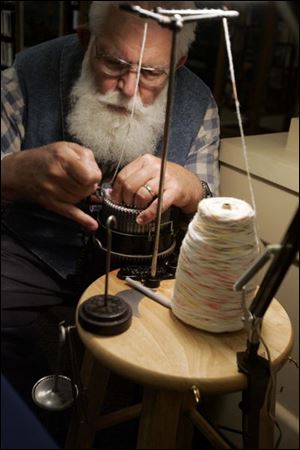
left=94, top=45, right=169, bottom=87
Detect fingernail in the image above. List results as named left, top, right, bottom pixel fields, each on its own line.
left=89, top=221, right=99, bottom=231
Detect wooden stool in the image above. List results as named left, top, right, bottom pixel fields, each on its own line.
left=66, top=271, right=293, bottom=449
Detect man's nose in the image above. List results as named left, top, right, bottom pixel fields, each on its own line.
left=117, top=71, right=139, bottom=98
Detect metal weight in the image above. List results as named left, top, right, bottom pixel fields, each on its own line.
left=32, top=323, right=78, bottom=411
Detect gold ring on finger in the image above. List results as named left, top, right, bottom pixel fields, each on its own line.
left=143, top=184, right=155, bottom=198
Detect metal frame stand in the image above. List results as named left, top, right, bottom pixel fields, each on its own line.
left=235, top=207, right=298, bottom=448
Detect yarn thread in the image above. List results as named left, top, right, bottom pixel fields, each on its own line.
left=222, top=17, right=260, bottom=249
left=110, top=22, right=148, bottom=186
left=171, top=19, right=262, bottom=333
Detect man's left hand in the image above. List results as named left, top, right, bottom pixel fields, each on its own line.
left=109, top=154, right=203, bottom=225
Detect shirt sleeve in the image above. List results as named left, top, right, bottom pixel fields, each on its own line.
left=1, top=67, right=25, bottom=159
left=184, top=95, right=220, bottom=196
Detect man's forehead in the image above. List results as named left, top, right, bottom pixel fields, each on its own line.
left=96, top=12, right=172, bottom=66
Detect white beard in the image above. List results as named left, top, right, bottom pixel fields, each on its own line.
left=66, top=52, right=167, bottom=168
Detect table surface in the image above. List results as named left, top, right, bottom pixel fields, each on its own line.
left=76, top=271, right=294, bottom=394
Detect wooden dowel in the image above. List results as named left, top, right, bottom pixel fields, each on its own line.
left=188, top=408, right=232, bottom=449
left=93, top=403, right=142, bottom=431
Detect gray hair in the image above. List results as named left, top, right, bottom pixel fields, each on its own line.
left=88, top=1, right=197, bottom=59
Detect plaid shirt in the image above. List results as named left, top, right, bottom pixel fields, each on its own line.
left=1, top=66, right=220, bottom=195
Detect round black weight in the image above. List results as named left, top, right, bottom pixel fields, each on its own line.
left=78, top=295, right=132, bottom=336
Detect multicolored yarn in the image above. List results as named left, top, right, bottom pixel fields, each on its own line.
left=171, top=197, right=260, bottom=332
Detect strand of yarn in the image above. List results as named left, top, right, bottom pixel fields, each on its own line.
left=222, top=18, right=260, bottom=251
left=111, top=22, right=148, bottom=185
left=171, top=198, right=260, bottom=332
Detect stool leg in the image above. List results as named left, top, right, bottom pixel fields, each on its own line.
left=137, top=388, right=190, bottom=449
left=65, top=350, right=110, bottom=449
left=176, top=391, right=196, bottom=449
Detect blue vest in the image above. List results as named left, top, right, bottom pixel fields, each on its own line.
left=3, top=35, right=212, bottom=279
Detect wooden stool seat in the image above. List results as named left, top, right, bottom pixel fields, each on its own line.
left=67, top=271, right=293, bottom=449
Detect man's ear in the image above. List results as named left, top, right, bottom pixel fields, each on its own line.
left=176, top=55, right=188, bottom=69
left=77, top=24, right=91, bottom=50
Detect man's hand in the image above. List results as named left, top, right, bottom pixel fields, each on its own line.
left=110, top=154, right=203, bottom=225
left=1, top=142, right=102, bottom=231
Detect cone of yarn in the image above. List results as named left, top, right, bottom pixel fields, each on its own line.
left=171, top=197, right=260, bottom=332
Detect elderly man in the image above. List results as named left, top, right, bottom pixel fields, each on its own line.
left=1, top=0, right=219, bottom=408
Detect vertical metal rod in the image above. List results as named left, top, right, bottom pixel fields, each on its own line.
left=150, top=22, right=181, bottom=279
left=66, top=325, right=80, bottom=410
left=53, top=324, right=66, bottom=392
left=104, top=215, right=117, bottom=305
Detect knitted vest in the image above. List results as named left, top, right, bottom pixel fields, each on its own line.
left=3, top=35, right=212, bottom=279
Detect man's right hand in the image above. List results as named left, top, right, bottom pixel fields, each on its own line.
left=1, top=142, right=102, bottom=231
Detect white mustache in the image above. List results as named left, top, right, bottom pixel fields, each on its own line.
left=97, top=90, right=147, bottom=115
